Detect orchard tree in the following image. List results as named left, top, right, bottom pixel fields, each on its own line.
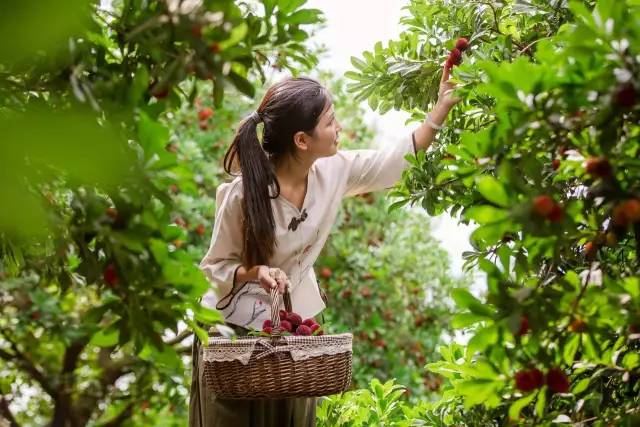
left=0, top=0, right=323, bottom=425
left=348, top=0, right=640, bottom=425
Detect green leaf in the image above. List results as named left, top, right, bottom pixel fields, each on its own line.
left=572, top=377, right=591, bottom=395
left=535, top=387, right=546, bottom=417
left=350, top=56, right=368, bottom=71
left=464, top=205, right=509, bottom=225
left=508, top=392, right=536, bottom=422
left=90, top=325, right=119, bottom=347
left=476, top=175, right=510, bottom=207
left=219, top=22, right=248, bottom=50
left=227, top=71, right=255, bottom=98
left=563, top=334, right=581, bottom=365
left=282, top=8, right=322, bottom=25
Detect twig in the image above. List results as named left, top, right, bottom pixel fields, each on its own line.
left=0, top=395, right=20, bottom=427
left=0, top=332, right=57, bottom=399
left=164, top=329, right=193, bottom=346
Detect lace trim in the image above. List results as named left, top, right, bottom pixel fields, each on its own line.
left=202, top=333, right=352, bottom=365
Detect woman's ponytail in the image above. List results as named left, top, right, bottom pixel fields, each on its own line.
left=221, top=76, right=331, bottom=270
left=223, top=113, right=279, bottom=268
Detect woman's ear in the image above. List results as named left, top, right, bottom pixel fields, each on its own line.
left=293, top=130, right=310, bottom=152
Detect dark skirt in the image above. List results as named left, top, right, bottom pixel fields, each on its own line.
left=189, top=322, right=317, bottom=427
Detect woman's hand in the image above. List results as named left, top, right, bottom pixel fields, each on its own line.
left=256, top=266, right=290, bottom=294
left=437, top=63, right=461, bottom=110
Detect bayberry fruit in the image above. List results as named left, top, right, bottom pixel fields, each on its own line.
left=533, top=195, right=554, bottom=217
left=455, top=38, right=469, bottom=51
left=546, top=368, right=570, bottom=394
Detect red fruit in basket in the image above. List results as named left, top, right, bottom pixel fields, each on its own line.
left=310, top=324, right=321, bottom=334
left=302, top=318, right=316, bottom=327
left=262, top=319, right=272, bottom=329
left=455, top=38, right=469, bottom=51
left=279, top=320, right=292, bottom=332
left=287, top=313, right=302, bottom=327
left=263, top=326, right=273, bottom=334
left=296, top=325, right=312, bottom=336
left=279, top=310, right=287, bottom=320
left=546, top=367, right=570, bottom=394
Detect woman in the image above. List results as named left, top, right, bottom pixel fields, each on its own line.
left=190, top=63, right=460, bottom=426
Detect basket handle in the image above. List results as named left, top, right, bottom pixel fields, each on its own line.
left=269, top=285, right=292, bottom=334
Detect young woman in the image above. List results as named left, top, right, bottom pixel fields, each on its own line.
left=190, top=63, right=460, bottom=426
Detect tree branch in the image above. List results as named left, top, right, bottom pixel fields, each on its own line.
left=164, top=329, right=192, bottom=346
left=99, top=402, right=134, bottom=427
left=0, top=333, right=58, bottom=399
left=0, top=395, right=21, bottom=427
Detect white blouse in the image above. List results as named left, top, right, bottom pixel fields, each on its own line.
left=200, top=132, right=417, bottom=330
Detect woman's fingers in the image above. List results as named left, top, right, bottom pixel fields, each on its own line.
left=441, top=62, right=451, bottom=84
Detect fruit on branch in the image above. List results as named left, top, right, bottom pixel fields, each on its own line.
left=455, top=37, right=469, bottom=51
left=614, top=82, right=637, bottom=108
left=514, top=368, right=544, bottom=392
left=546, top=367, right=570, bottom=394
left=585, top=157, right=612, bottom=178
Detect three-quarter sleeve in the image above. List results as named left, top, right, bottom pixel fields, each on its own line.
left=199, top=180, right=244, bottom=300
left=340, top=132, right=417, bottom=197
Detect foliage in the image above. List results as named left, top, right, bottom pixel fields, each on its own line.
left=0, top=0, right=323, bottom=425
left=348, top=0, right=640, bottom=424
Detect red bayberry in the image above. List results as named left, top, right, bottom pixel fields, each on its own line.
left=585, top=157, right=612, bottom=178
left=612, top=203, right=630, bottom=228
left=195, top=223, right=206, bottom=236
left=106, top=207, right=118, bottom=220
left=449, top=48, right=462, bottom=63
left=30, top=310, right=41, bottom=321
left=320, top=267, right=332, bottom=279
left=455, top=38, right=469, bottom=51
left=614, top=83, right=637, bottom=108
left=190, top=24, right=203, bottom=38
left=263, top=326, right=273, bottom=334
left=302, top=318, right=316, bottom=327
left=547, top=204, right=564, bottom=222
left=533, top=195, right=555, bottom=217
left=310, top=324, right=321, bottom=334
left=287, top=313, right=302, bottom=327
left=518, top=316, right=530, bottom=336
left=569, top=318, right=587, bottom=333
left=360, top=286, right=372, bottom=298
left=103, top=263, right=119, bottom=287
left=582, top=242, right=598, bottom=260
left=279, top=310, right=287, bottom=320
left=279, top=320, right=292, bottom=332
left=208, top=42, right=221, bottom=54
left=198, top=107, right=214, bottom=121
left=445, top=57, right=454, bottom=70
left=515, top=368, right=544, bottom=392
left=262, top=319, right=272, bottom=329
left=296, top=325, right=312, bottom=336
left=552, top=159, right=561, bottom=170
left=623, top=199, right=640, bottom=223
left=546, top=368, right=570, bottom=394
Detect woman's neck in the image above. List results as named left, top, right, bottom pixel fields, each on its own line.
left=273, top=155, right=313, bottom=188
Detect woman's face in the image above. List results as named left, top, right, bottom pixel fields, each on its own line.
left=307, top=102, right=342, bottom=158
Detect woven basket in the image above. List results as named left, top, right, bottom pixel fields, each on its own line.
left=202, top=287, right=353, bottom=399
